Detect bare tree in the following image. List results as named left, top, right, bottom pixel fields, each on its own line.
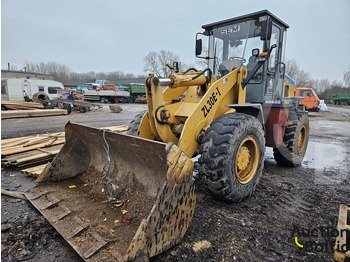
left=16, top=60, right=147, bottom=85
left=284, top=58, right=312, bottom=87
left=25, top=61, right=71, bottom=84
left=144, top=50, right=187, bottom=77
left=318, top=79, right=331, bottom=93
left=344, top=69, right=350, bottom=88
left=144, top=52, right=162, bottom=77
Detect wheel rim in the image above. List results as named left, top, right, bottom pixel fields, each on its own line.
left=235, top=136, right=259, bottom=184
left=297, top=126, right=307, bottom=155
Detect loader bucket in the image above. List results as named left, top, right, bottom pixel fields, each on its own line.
left=25, top=122, right=196, bottom=261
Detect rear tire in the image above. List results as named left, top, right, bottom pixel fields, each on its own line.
left=199, top=113, right=265, bottom=202
left=127, top=111, right=146, bottom=136
left=273, top=113, right=309, bottom=166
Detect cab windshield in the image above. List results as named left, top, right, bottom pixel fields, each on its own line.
left=208, top=18, right=280, bottom=83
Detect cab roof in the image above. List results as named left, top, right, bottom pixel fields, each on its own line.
left=202, top=10, right=289, bottom=31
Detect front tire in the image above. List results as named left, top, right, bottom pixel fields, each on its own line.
left=273, top=113, right=309, bottom=166
left=199, top=113, right=265, bottom=202
left=127, top=111, right=146, bottom=136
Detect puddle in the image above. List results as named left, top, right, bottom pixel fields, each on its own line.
left=302, top=140, right=348, bottom=169
left=194, top=140, right=349, bottom=184
left=266, top=140, right=349, bottom=184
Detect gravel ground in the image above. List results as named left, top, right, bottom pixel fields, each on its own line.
left=1, top=104, right=349, bottom=262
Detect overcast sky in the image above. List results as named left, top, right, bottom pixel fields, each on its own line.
left=1, top=0, right=350, bottom=83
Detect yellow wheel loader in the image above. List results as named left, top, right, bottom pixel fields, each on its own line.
left=26, top=10, right=309, bottom=261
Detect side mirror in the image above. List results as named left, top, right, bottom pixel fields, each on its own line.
left=260, top=16, right=272, bottom=41
left=195, top=39, right=202, bottom=56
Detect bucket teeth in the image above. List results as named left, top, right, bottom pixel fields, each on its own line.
left=125, top=145, right=195, bottom=260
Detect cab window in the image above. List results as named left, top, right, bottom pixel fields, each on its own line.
left=268, top=25, right=281, bottom=72
left=300, top=90, right=312, bottom=97
left=48, top=87, right=61, bottom=94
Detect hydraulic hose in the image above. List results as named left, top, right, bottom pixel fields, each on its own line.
left=191, top=68, right=212, bottom=84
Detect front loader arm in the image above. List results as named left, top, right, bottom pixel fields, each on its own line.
left=140, top=73, right=208, bottom=144
left=138, top=67, right=247, bottom=158
left=179, top=67, right=248, bottom=157
left=144, top=76, right=179, bottom=144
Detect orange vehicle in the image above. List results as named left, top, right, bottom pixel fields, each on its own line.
left=295, top=87, right=320, bottom=112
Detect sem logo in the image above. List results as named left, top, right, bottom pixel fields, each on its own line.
left=221, top=26, right=240, bottom=35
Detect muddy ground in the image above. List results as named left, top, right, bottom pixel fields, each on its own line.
left=1, top=105, right=350, bottom=262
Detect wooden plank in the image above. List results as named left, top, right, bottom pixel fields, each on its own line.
left=2, top=101, right=44, bottom=106
left=1, top=189, right=28, bottom=200
left=334, top=204, right=349, bottom=261
left=2, top=133, right=62, bottom=146
left=15, top=150, right=60, bottom=163
left=1, top=137, right=65, bottom=157
left=103, top=125, right=129, bottom=132
left=23, top=136, right=60, bottom=147
left=36, top=148, right=55, bottom=155
left=2, top=109, right=67, bottom=119
left=2, top=125, right=127, bottom=168
left=2, top=101, right=44, bottom=109
left=21, top=164, right=47, bottom=177
left=2, top=124, right=130, bottom=176
left=3, top=106, right=44, bottom=110
left=3, top=145, right=63, bottom=161
left=2, top=139, right=30, bottom=148
left=2, top=136, right=37, bottom=146
left=21, top=164, right=47, bottom=173
left=2, top=125, right=124, bottom=156
left=2, top=145, right=62, bottom=169
left=17, top=158, right=55, bottom=168
left=1, top=126, right=123, bottom=147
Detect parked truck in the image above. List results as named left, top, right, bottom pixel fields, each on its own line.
left=126, top=83, right=146, bottom=102
left=83, top=88, right=130, bottom=103
left=1, top=78, right=64, bottom=102
left=295, top=87, right=320, bottom=111
left=76, top=83, right=101, bottom=92
left=333, top=94, right=350, bottom=105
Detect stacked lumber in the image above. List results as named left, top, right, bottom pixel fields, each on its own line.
left=1, top=101, right=44, bottom=110
left=2, top=109, right=67, bottom=119
left=1, top=125, right=129, bottom=176
left=2, top=134, right=65, bottom=168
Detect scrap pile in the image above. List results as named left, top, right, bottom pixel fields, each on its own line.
left=1, top=125, right=129, bottom=176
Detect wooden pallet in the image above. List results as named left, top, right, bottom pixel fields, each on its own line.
left=334, top=204, right=350, bottom=261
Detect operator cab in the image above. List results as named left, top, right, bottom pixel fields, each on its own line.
left=197, top=10, right=289, bottom=104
